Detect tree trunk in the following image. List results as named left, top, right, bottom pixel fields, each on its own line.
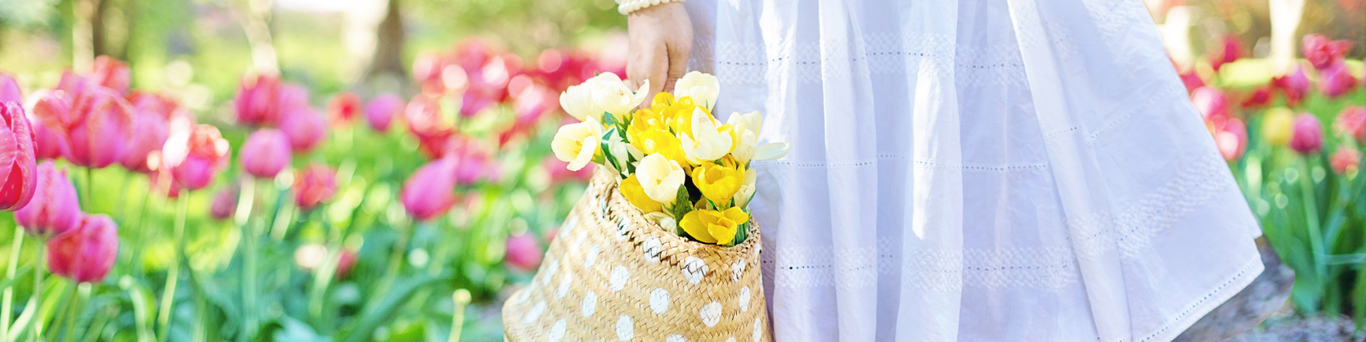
left=365, top=0, right=406, bottom=83
left=73, top=0, right=99, bottom=71
left=241, top=0, right=280, bottom=75
left=91, top=0, right=112, bottom=58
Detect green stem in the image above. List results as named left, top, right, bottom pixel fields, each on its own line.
left=129, top=192, right=154, bottom=276
left=447, top=289, right=470, bottom=342
left=83, top=168, right=93, bottom=211
left=126, top=283, right=153, bottom=342
left=30, top=241, right=44, bottom=341
left=1, top=226, right=23, bottom=341
left=156, top=193, right=189, bottom=342
left=236, top=181, right=258, bottom=342
left=114, top=172, right=133, bottom=223
left=372, top=221, right=414, bottom=302
left=51, top=283, right=82, bottom=342
left=1299, top=159, right=1327, bottom=281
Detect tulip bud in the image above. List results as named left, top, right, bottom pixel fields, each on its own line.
left=239, top=129, right=292, bottom=179
left=46, top=214, right=118, bottom=283
left=1318, top=63, right=1359, bottom=98
left=88, top=56, right=131, bottom=94
left=1216, top=119, right=1248, bottom=162
left=119, top=106, right=171, bottom=173
left=14, top=161, right=79, bottom=237
left=1331, top=147, right=1361, bottom=175
left=335, top=249, right=358, bottom=279
left=1190, top=87, right=1228, bottom=119
left=293, top=165, right=336, bottom=210
left=505, top=233, right=543, bottom=271
left=327, top=92, right=361, bottom=126
left=1262, top=107, right=1295, bottom=147
left=1289, top=114, right=1324, bottom=155
left=64, top=88, right=136, bottom=168
left=1302, top=34, right=1354, bottom=70
left=279, top=107, right=327, bottom=153
left=0, top=73, right=21, bottom=104
left=210, top=186, right=238, bottom=220
left=400, top=157, right=459, bottom=221
left=1208, top=35, right=1243, bottom=72
left=236, top=74, right=284, bottom=126
left=364, top=93, right=403, bottom=132
left=161, top=124, right=231, bottom=191
left=1271, top=67, right=1310, bottom=106
left=0, top=102, right=37, bottom=211
left=1336, top=106, right=1366, bottom=143
left=1241, top=87, right=1271, bottom=109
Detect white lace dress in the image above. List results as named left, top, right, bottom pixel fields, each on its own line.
left=681, top=0, right=1264, bottom=341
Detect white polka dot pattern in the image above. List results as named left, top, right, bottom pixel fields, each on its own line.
left=616, top=316, right=635, bottom=341
left=524, top=301, right=546, bottom=323
left=682, top=257, right=708, bottom=284
left=544, top=258, right=559, bottom=286
left=610, top=266, right=630, bottom=292
left=557, top=274, right=572, bottom=298
left=585, top=245, right=600, bottom=267
left=700, top=302, right=722, bottom=327
left=582, top=291, right=598, bottom=317
left=549, top=319, right=567, bottom=342
left=752, top=319, right=762, bottom=342
left=649, top=288, right=670, bottom=314
left=665, top=335, right=687, bottom=342
left=731, top=259, right=746, bottom=282
left=642, top=237, right=662, bottom=263
left=738, top=287, right=751, bottom=312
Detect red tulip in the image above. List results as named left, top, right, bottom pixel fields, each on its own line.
left=161, top=124, right=230, bottom=191
left=335, top=249, right=358, bottom=279
left=1271, top=67, right=1309, bottom=106
left=1318, top=63, right=1359, bottom=98
left=46, top=214, right=118, bottom=283
left=293, top=165, right=336, bottom=210
left=1190, top=87, right=1228, bottom=119
left=235, top=74, right=283, bottom=126
left=240, top=128, right=292, bottom=179
left=364, top=93, right=402, bottom=132
left=14, top=161, right=77, bottom=237
left=1241, top=87, right=1271, bottom=109
left=1290, top=114, right=1324, bottom=155
left=0, top=102, right=37, bottom=211
left=1336, top=106, right=1366, bottom=143
left=1209, top=35, right=1244, bottom=72
left=279, top=107, right=327, bottom=153
left=88, top=56, right=131, bottom=94
left=119, top=101, right=171, bottom=172
left=327, top=92, right=361, bottom=126
left=1179, top=69, right=1204, bottom=93
left=1331, top=147, right=1361, bottom=175
left=404, top=96, right=454, bottom=158
left=400, top=157, right=460, bottom=221
left=1302, top=34, right=1354, bottom=70
left=1215, top=118, right=1247, bottom=162
left=209, top=186, right=237, bottom=220
left=505, top=233, right=543, bottom=271
left=0, top=73, right=21, bottom=104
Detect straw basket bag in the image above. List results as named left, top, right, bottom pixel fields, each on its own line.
left=503, top=169, right=773, bottom=342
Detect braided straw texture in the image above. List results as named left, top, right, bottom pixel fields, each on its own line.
left=503, top=169, right=772, bottom=342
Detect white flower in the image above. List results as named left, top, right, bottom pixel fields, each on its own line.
left=733, top=168, right=757, bottom=208
left=753, top=142, right=790, bottom=161
left=560, top=77, right=606, bottom=122
left=590, top=73, right=649, bottom=119
left=679, top=108, right=734, bottom=164
left=673, top=72, right=719, bottom=110
left=724, top=111, right=788, bottom=162
left=644, top=212, right=677, bottom=230
left=635, top=153, right=685, bottom=204
left=551, top=117, right=605, bottom=171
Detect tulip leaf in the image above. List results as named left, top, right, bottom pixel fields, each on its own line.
left=0, top=265, right=32, bottom=291
left=338, top=274, right=449, bottom=342
left=668, top=186, right=693, bottom=233
left=729, top=222, right=750, bottom=247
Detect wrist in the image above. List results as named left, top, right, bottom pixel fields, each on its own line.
left=616, top=0, right=686, bottom=15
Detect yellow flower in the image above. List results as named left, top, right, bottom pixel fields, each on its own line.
left=692, top=161, right=745, bottom=205
left=665, top=97, right=700, bottom=135
left=632, top=129, right=688, bottom=166
left=678, top=107, right=734, bottom=164
left=620, top=175, right=663, bottom=213
left=733, top=168, right=757, bottom=208
left=550, top=117, right=605, bottom=171
left=679, top=208, right=750, bottom=245
left=1263, top=107, right=1295, bottom=147
left=651, top=92, right=676, bottom=109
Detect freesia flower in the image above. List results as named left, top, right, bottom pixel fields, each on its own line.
left=692, top=161, right=745, bottom=206
left=636, top=153, right=685, bottom=204
left=327, top=92, right=361, bottom=125
left=0, top=102, right=36, bottom=211
left=293, top=164, right=337, bottom=210
left=505, top=233, right=543, bottom=271
left=679, top=107, right=734, bottom=164
left=400, top=156, right=461, bottom=221
left=550, top=116, right=604, bottom=171
left=620, top=174, right=663, bottom=213
left=161, top=124, right=231, bottom=191
left=15, top=161, right=79, bottom=236
left=1331, top=147, right=1360, bottom=175
left=46, top=214, right=118, bottom=283
left=559, top=73, right=608, bottom=122
left=1318, top=63, right=1358, bottom=98
left=679, top=207, right=749, bottom=245
left=673, top=71, right=719, bottom=110
left=279, top=107, right=328, bottom=153
left=1262, top=107, right=1295, bottom=147
left=210, top=186, right=237, bottom=220
left=1289, top=113, right=1323, bottom=154
left=364, top=93, right=403, bottom=132
left=240, top=128, right=292, bottom=179
left=1302, top=34, right=1354, bottom=70
left=591, top=73, right=649, bottom=119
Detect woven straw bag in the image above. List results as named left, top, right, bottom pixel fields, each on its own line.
left=503, top=169, right=773, bottom=342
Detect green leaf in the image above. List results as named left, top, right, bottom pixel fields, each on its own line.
left=602, top=112, right=617, bottom=127
left=338, top=274, right=450, bottom=342
left=0, top=265, right=32, bottom=291
left=729, top=222, right=749, bottom=247
left=668, top=186, right=694, bottom=235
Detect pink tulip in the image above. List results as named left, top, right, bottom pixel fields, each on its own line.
left=46, top=214, right=118, bottom=283
left=1241, top=87, right=1271, bottom=109
left=1290, top=114, right=1324, bottom=155
left=88, top=56, right=131, bottom=94
left=364, top=93, right=402, bottom=132
left=0, top=74, right=21, bottom=104
left=59, top=87, right=135, bottom=168
left=505, top=233, right=543, bottom=271
left=119, top=100, right=171, bottom=172
left=1215, top=119, right=1247, bottom=162
left=0, top=103, right=36, bottom=211
left=1318, top=63, right=1359, bottom=98
left=400, top=157, right=460, bottom=221
left=279, top=107, right=327, bottom=153
left=1178, top=68, right=1204, bottom=93
left=335, top=249, right=358, bottom=279
left=1271, top=67, right=1309, bottom=107
left=413, top=52, right=447, bottom=96
left=26, top=109, right=67, bottom=161
left=161, top=124, right=230, bottom=191
left=146, top=151, right=183, bottom=198
left=543, top=156, right=593, bottom=186
left=209, top=186, right=237, bottom=220
left=15, top=161, right=80, bottom=237
left=1331, top=147, right=1361, bottom=175
left=404, top=96, right=454, bottom=159
left=293, top=165, right=336, bottom=210
left=1190, top=87, right=1229, bottom=119
left=327, top=92, right=361, bottom=126
left=441, top=136, right=499, bottom=184
left=239, top=129, right=292, bottom=179
left=1336, top=106, right=1366, bottom=143
left=235, top=74, right=283, bottom=126
left=1302, top=34, right=1353, bottom=70
left=1208, top=35, right=1243, bottom=72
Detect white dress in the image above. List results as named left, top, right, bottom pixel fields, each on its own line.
left=681, top=0, right=1264, bottom=341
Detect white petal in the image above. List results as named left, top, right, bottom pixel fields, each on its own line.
left=753, top=142, right=789, bottom=160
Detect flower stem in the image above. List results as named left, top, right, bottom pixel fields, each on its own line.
left=447, top=289, right=470, bottom=342
left=1, top=226, right=24, bottom=341
left=129, top=192, right=154, bottom=276
left=52, top=283, right=83, bottom=342
left=83, top=167, right=93, bottom=211
left=236, top=181, right=259, bottom=342
left=1299, top=159, right=1327, bottom=281
left=373, top=221, right=414, bottom=301
left=31, top=241, right=45, bottom=341
left=156, top=193, right=189, bottom=342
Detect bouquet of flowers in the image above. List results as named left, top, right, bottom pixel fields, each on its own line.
left=550, top=71, right=788, bottom=246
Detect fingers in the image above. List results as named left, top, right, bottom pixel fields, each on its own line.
left=628, top=42, right=669, bottom=107
left=664, top=42, right=691, bottom=94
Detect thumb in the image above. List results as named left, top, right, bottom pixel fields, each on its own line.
left=663, top=43, right=691, bottom=93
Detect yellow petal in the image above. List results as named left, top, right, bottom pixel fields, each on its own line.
left=621, top=175, right=663, bottom=213
left=679, top=211, right=716, bottom=244
left=708, top=222, right=737, bottom=246
left=722, top=207, right=750, bottom=225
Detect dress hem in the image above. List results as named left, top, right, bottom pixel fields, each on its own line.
left=1137, top=252, right=1265, bottom=342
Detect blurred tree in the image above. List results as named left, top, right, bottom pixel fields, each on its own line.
left=365, top=0, right=405, bottom=84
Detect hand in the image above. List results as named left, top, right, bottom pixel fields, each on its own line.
left=626, top=2, right=693, bottom=106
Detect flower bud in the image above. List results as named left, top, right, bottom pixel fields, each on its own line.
left=210, top=186, right=238, bottom=220
left=1261, top=107, right=1295, bottom=147
left=364, top=93, right=402, bottom=132
left=15, top=161, right=79, bottom=236
left=327, top=92, right=361, bottom=126
left=1331, top=147, right=1361, bottom=175
left=279, top=107, right=327, bottom=153
left=64, top=87, right=134, bottom=168
left=400, top=157, right=459, bottom=221
left=239, top=128, right=292, bottom=179
left=1289, top=113, right=1323, bottom=155
left=293, top=164, right=336, bottom=210
left=161, top=124, right=230, bottom=191
left=1318, top=63, right=1359, bottom=98
left=47, top=214, right=118, bottom=283
left=505, top=233, right=543, bottom=271
left=0, top=102, right=37, bottom=211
